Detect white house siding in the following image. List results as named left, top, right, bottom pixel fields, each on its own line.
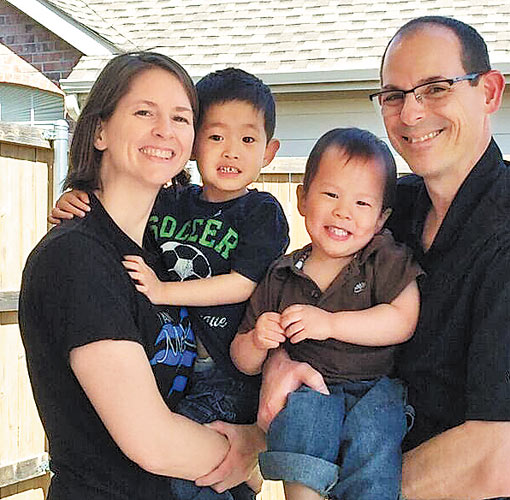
left=273, top=90, right=510, bottom=172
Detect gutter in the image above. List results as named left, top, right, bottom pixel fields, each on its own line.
left=61, top=61, right=510, bottom=97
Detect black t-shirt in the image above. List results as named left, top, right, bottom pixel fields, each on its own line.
left=147, top=184, right=290, bottom=379
left=19, top=195, right=197, bottom=498
left=389, top=140, right=510, bottom=452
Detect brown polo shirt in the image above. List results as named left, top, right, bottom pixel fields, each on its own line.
left=239, top=230, right=423, bottom=383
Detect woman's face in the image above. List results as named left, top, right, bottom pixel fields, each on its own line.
left=94, top=67, right=195, bottom=190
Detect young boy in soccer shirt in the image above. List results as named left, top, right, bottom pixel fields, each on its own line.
left=50, top=68, right=289, bottom=428
left=231, top=128, right=422, bottom=500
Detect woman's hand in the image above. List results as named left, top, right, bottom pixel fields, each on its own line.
left=195, top=422, right=266, bottom=493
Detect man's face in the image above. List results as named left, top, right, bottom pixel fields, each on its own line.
left=381, top=26, right=492, bottom=182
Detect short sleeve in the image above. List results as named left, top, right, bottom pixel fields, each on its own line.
left=22, top=233, right=143, bottom=357
left=231, top=194, right=289, bottom=283
left=371, top=232, right=424, bottom=304
left=465, top=242, right=510, bottom=421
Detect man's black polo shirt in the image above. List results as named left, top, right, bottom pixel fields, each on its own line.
left=389, top=139, right=510, bottom=452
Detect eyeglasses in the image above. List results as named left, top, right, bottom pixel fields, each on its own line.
left=369, top=72, right=484, bottom=116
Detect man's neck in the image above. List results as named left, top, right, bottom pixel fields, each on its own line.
left=421, top=139, right=490, bottom=251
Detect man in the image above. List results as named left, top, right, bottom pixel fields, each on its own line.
left=258, top=16, right=510, bottom=499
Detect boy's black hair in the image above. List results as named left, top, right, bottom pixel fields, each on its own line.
left=303, top=128, right=397, bottom=211
left=195, top=67, right=276, bottom=141
left=381, top=16, right=491, bottom=81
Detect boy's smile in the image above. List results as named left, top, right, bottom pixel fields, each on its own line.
left=297, top=146, right=390, bottom=267
left=194, top=100, right=279, bottom=202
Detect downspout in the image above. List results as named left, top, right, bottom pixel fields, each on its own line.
left=43, top=119, right=69, bottom=202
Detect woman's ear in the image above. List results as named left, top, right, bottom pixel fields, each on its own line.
left=94, top=121, right=107, bottom=151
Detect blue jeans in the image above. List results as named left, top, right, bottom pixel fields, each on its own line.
left=175, top=357, right=259, bottom=424
left=171, top=358, right=259, bottom=500
left=260, top=377, right=408, bottom=499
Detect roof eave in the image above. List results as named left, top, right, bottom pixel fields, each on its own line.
left=61, top=63, right=510, bottom=96
left=5, top=0, right=116, bottom=56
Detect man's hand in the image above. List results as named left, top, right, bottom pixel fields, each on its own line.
left=253, top=312, right=286, bottom=350
left=122, top=255, right=166, bottom=304
left=281, top=304, right=334, bottom=344
left=48, top=190, right=90, bottom=224
left=194, top=422, right=265, bottom=493
left=257, top=348, right=329, bottom=432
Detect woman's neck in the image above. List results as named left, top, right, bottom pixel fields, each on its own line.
left=95, top=179, right=159, bottom=247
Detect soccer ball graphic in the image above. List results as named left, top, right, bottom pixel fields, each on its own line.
left=160, top=242, right=212, bottom=282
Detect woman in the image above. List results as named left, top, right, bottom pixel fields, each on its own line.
left=19, top=52, right=264, bottom=499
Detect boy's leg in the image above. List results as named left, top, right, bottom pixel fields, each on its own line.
left=175, top=357, right=259, bottom=424
left=259, top=384, right=344, bottom=498
left=331, top=377, right=407, bottom=500
left=174, top=358, right=259, bottom=500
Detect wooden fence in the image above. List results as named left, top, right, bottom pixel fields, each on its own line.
left=0, top=122, right=53, bottom=499
left=0, top=133, right=308, bottom=499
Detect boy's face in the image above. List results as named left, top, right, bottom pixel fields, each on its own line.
left=193, top=100, right=279, bottom=202
left=297, top=146, right=391, bottom=264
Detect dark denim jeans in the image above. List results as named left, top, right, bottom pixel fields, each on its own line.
left=171, top=358, right=259, bottom=500
left=260, top=377, right=408, bottom=499
left=175, top=357, right=259, bottom=424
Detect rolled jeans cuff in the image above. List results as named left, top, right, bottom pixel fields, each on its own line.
left=259, top=450, right=339, bottom=496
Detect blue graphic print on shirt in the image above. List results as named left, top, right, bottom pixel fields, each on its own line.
left=150, top=307, right=197, bottom=398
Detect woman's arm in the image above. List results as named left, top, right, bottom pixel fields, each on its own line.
left=70, top=339, right=229, bottom=479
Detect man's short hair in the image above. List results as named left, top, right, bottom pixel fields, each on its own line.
left=195, top=67, right=276, bottom=141
left=303, top=128, right=397, bottom=212
left=381, top=16, right=491, bottom=79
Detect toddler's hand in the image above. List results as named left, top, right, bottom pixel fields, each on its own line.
left=281, top=304, right=333, bottom=343
left=253, top=312, right=286, bottom=351
left=122, top=255, right=165, bottom=304
left=48, top=190, right=90, bottom=224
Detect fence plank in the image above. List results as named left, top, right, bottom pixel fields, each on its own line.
left=0, top=135, right=52, bottom=500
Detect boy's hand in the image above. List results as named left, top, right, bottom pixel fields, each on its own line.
left=253, top=312, right=286, bottom=351
left=281, top=304, right=333, bottom=343
left=48, top=190, right=90, bottom=224
left=122, top=255, right=166, bottom=304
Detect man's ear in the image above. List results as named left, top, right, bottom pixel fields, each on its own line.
left=263, top=138, right=280, bottom=167
left=481, top=70, right=505, bottom=114
left=94, top=121, right=107, bottom=151
left=296, top=184, right=306, bottom=217
left=376, top=207, right=392, bottom=232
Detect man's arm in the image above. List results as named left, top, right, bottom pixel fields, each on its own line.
left=402, top=420, right=510, bottom=499
left=257, top=348, right=329, bottom=432
left=123, top=254, right=256, bottom=306
left=281, top=280, right=420, bottom=346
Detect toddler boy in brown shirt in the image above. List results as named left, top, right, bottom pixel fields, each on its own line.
left=231, top=128, right=423, bottom=500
